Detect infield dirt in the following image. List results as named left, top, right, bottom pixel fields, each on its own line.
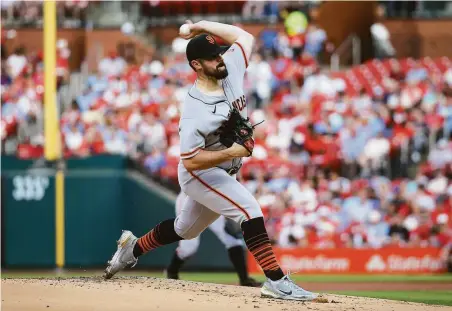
left=2, top=277, right=450, bottom=311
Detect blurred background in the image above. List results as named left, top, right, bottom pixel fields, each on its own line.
left=1, top=1, right=452, bottom=275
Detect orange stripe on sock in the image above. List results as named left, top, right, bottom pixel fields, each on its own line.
left=250, top=244, right=269, bottom=256
left=149, top=231, right=161, bottom=248
left=266, top=263, right=281, bottom=271
left=249, top=238, right=272, bottom=252
left=145, top=238, right=156, bottom=250
left=138, top=237, right=150, bottom=252
left=142, top=236, right=152, bottom=251
left=261, top=257, right=279, bottom=270
left=245, top=233, right=267, bottom=244
left=258, top=250, right=275, bottom=261
left=259, top=255, right=275, bottom=268
left=146, top=235, right=157, bottom=250
left=261, top=255, right=277, bottom=266
left=248, top=237, right=280, bottom=272
left=256, top=249, right=273, bottom=261
left=247, top=238, right=267, bottom=250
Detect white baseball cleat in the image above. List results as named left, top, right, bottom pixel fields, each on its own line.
left=104, top=230, right=138, bottom=280
left=261, top=274, right=318, bottom=301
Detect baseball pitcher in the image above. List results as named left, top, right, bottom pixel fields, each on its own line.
left=104, top=20, right=317, bottom=301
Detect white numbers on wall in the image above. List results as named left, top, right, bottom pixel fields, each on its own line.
left=12, top=175, right=49, bottom=201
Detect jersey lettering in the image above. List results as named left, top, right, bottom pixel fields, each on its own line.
left=232, top=95, right=246, bottom=112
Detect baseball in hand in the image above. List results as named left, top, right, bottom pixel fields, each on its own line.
left=179, top=24, right=191, bottom=36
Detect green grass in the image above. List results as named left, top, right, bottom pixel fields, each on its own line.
left=2, top=270, right=452, bottom=283
left=332, top=291, right=452, bottom=306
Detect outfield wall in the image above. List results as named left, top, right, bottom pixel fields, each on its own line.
left=248, top=247, right=447, bottom=274
left=1, top=156, right=233, bottom=270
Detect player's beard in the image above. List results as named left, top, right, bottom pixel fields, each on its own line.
left=203, top=62, right=228, bottom=79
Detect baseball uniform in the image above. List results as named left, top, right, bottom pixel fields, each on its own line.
left=174, top=42, right=263, bottom=240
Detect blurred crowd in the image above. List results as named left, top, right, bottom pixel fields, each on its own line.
left=2, top=14, right=452, bottom=250
left=1, top=37, right=71, bottom=155
left=1, top=0, right=88, bottom=27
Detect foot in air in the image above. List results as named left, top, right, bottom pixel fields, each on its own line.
left=104, top=230, right=138, bottom=280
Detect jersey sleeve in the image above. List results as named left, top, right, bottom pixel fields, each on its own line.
left=223, top=42, right=249, bottom=78
left=179, top=118, right=205, bottom=159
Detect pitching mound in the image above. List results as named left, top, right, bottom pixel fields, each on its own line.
left=2, top=277, right=447, bottom=311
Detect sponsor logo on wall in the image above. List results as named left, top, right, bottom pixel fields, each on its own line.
left=248, top=248, right=446, bottom=274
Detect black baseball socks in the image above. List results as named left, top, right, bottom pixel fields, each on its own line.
left=133, top=219, right=183, bottom=257
left=241, top=217, right=284, bottom=281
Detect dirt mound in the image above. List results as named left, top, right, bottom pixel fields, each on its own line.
left=2, top=277, right=448, bottom=311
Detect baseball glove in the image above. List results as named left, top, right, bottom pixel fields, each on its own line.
left=219, top=108, right=263, bottom=156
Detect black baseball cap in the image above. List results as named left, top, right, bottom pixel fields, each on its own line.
left=186, top=34, right=229, bottom=62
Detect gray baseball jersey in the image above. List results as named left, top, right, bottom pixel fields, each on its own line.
left=174, top=41, right=263, bottom=240
left=179, top=42, right=249, bottom=172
